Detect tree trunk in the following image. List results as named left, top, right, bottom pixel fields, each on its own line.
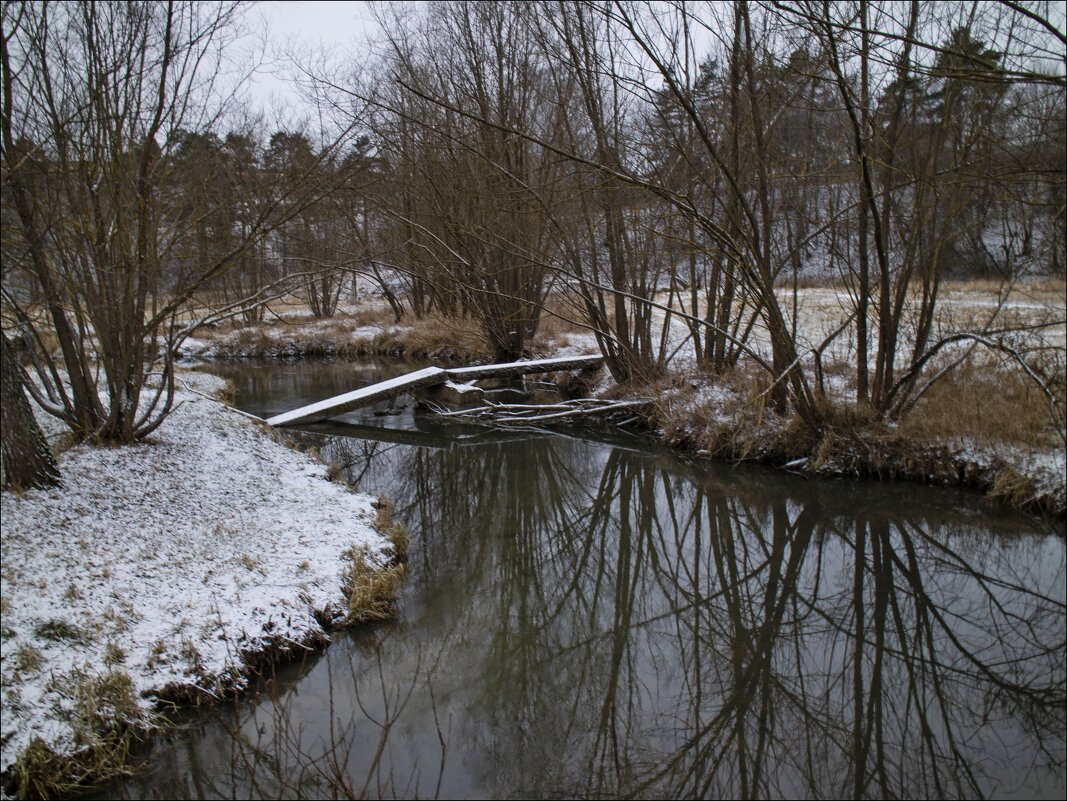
left=1, top=330, right=61, bottom=489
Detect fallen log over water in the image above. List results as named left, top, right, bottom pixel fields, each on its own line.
left=266, top=355, right=604, bottom=426
left=425, top=397, right=653, bottom=427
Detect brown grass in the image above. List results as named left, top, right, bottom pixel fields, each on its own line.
left=533, top=295, right=591, bottom=350
left=367, top=314, right=489, bottom=362
left=372, top=497, right=410, bottom=564
left=988, top=463, right=1040, bottom=507
left=195, top=309, right=493, bottom=363
left=644, top=364, right=808, bottom=460
left=339, top=546, right=406, bottom=624
left=772, top=273, right=839, bottom=289
left=940, top=276, right=1066, bottom=300
left=651, top=353, right=1064, bottom=460
left=640, top=355, right=1064, bottom=515
left=346, top=304, right=398, bottom=327
left=900, top=357, right=1065, bottom=449
left=762, top=275, right=1067, bottom=298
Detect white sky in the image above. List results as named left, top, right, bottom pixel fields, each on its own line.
left=258, top=0, right=375, bottom=50
left=246, top=1, right=381, bottom=114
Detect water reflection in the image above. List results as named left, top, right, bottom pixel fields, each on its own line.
left=109, top=365, right=1065, bottom=800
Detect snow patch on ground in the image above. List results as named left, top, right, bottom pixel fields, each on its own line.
left=660, top=381, right=741, bottom=429
left=0, top=371, right=389, bottom=775
left=545, top=331, right=600, bottom=358
left=955, top=438, right=1067, bottom=504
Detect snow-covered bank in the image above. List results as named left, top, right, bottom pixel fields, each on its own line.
left=649, top=372, right=1067, bottom=518
left=0, top=372, right=394, bottom=792
left=179, top=315, right=489, bottom=363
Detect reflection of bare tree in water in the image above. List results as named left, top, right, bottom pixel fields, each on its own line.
left=322, top=434, right=392, bottom=488
left=612, top=474, right=1065, bottom=799
left=379, top=436, right=596, bottom=591
left=379, top=438, right=1064, bottom=799
left=112, top=633, right=448, bottom=800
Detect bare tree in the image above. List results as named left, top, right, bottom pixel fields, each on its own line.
left=781, top=0, right=1065, bottom=417
left=321, top=0, right=1062, bottom=430
left=0, top=1, right=357, bottom=443
left=370, top=2, right=564, bottom=361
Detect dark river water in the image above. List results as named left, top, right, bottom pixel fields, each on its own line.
left=101, top=360, right=1065, bottom=799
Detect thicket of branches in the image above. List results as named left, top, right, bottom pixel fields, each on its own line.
left=354, top=0, right=1065, bottom=423
left=2, top=0, right=1064, bottom=464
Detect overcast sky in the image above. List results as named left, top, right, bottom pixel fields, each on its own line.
left=259, top=0, right=375, bottom=49
left=247, top=1, right=380, bottom=114
left=244, top=1, right=1065, bottom=120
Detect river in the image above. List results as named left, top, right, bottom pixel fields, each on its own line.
left=98, top=359, right=1066, bottom=799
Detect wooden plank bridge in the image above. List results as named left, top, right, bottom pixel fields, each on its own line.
left=265, top=355, right=603, bottom=427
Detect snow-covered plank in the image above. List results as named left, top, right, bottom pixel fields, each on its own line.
left=266, top=366, right=447, bottom=426
left=444, top=354, right=602, bottom=381
left=265, top=355, right=603, bottom=427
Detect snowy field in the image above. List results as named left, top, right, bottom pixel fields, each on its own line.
left=649, top=282, right=1067, bottom=372
left=0, top=372, right=390, bottom=778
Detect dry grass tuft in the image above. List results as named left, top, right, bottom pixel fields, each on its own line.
left=347, top=304, right=397, bottom=327
left=33, top=618, right=88, bottom=644
left=71, top=670, right=143, bottom=739
left=12, top=739, right=77, bottom=800
left=15, top=643, right=44, bottom=674
left=988, top=463, right=1039, bottom=508
left=12, top=669, right=147, bottom=799
left=772, top=273, right=837, bottom=289
left=369, top=314, right=489, bottom=362
left=384, top=523, right=410, bottom=563
left=534, top=295, right=590, bottom=349
left=339, top=546, right=406, bottom=624
left=373, top=496, right=410, bottom=563
left=940, top=276, right=1066, bottom=300
left=647, top=365, right=810, bottom=460
left=225, top=327, right=275, bottom=353
left=373, top=495, right=393, bottom=530
left=338, top=499, right=409, bottom=624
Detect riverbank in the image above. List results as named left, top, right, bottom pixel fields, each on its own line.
left=180, top=312, right=493, bottom=363
left=97, top=361, right=1066, bottom=800
left=0, top=372, right=402, bottom=797
left=642, top=366, right=1066, bottom=519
